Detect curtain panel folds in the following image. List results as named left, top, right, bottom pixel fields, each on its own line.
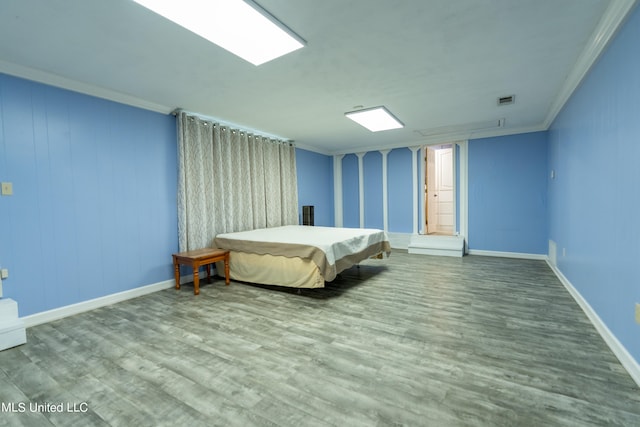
left=177, top=112, right=298, bottom=251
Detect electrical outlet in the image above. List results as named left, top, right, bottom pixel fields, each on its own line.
left=0, top=269, right=7, bottom=279
left=1, top=182, right=13, bottom=196
left=562, top=248, right=566, bottom=257
left=636, top=303, right=640, bottom=324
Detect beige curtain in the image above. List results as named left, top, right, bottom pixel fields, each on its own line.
left=177, top=112, right=298, bottom=251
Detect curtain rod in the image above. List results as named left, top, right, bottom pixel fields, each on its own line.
left=171, top=108, right=295, bottom=144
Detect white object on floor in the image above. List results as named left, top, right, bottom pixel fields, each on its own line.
left=0, top=299, right=26, bottom=351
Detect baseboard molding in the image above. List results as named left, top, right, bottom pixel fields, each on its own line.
left=547, top=261, right=640, bottom=388
left=20, top=276, right=188, bottom=328
left=467, top=249, right=548, bottom=260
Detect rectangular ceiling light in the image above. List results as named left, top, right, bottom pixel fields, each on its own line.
left=345, top=106, right=404, bottom=132
left=133, top=0, right=305, bottom=66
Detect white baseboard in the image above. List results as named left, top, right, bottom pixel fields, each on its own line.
left=547, top=261, right=640, bottom=388
left=21, top=276, right=186, bottom=328
left=467, top=249, right=548, bottom=260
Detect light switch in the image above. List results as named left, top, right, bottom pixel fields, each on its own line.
left=1, top=182, right=13, bottom=196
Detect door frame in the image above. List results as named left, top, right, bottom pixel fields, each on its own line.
left=419, top=140, right=468, bottom=242
left=425, top=146, right=438, bottom=234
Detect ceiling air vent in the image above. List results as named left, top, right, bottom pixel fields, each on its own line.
left=498, top=95, right=515, bottom=106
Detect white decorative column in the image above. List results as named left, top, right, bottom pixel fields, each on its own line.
left=419, top=146, right=426, bottom=234
left=409, top=147, right=421, bottom=235
left=458, top=141, right=469, bottom=246
left=333, top=154, right=344, bottom=227
left=379, top=149, right=391, bottom=232
left=356, top=152, right=366, bottom=228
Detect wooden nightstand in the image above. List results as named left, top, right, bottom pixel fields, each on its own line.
left=172, top=248, right=230, bottom=295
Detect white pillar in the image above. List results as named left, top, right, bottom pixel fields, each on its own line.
left=333, top=154, right=344, bottom=227
left=409, top=147, right=421, bottom=235
left=419, top=146, right=426, bottom=234
left=457, top=141, right=469, bottom=247
left=356, top=152, right=366, bottom=228
left=379, top=149, right=391, bottom=232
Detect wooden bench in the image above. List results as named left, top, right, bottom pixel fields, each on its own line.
left=172, top=248, right=230, bottom=295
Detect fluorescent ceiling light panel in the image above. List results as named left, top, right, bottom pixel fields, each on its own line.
left=345, top=106, right=404, bottom=132
left=133, top=0, right=305, bottom=65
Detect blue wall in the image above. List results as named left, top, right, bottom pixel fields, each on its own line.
left=340, top=140, right=548, bottom=251
left=468, top=132, right=548, bottom=254
left=342, top=154, right=359, bottom=228
left=341, top=148, right=415, bottom=233
left=0, top=74, right=178, bottom=317
left=388, top=148, right=414, bottom=233
left=363, top=152, right=383, bottom=229
left=548, top=4, right=640, bottom=362
left=295, top=148, right=334, bottom=226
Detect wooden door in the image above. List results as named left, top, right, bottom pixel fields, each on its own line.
left=435, top=148, right=454, bottom=234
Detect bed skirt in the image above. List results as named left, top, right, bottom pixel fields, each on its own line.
left=216, top=251, right=325, bottom=288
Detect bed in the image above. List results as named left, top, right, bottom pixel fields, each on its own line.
left=213, top=225, right=391, bottom=288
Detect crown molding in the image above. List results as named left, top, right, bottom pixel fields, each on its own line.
left=0, top=60, right=174, bottom=114
left=324, top=123, right=546, bottom=156
left=543, top=0, right=638, bottom=128
left=293, top=142, right=332, bottom=156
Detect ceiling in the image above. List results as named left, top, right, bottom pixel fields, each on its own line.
left=0, top=0, right=636, bottom=154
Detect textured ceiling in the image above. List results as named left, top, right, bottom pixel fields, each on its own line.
left=0, top=0, right=636, bottom=153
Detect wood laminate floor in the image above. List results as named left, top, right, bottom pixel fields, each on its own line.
left=1, top=252, right=639, bottom=426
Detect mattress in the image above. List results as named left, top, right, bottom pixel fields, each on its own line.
left=213, top=225, right=390, bottom=287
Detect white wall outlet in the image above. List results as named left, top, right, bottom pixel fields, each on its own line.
left=636, top=303, right=640, bottom=324
left=0, top=269, right=7, bottom=279
left=562, top=248, right=566, bottom=257
left=1, top=182, right=13, bottom=196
